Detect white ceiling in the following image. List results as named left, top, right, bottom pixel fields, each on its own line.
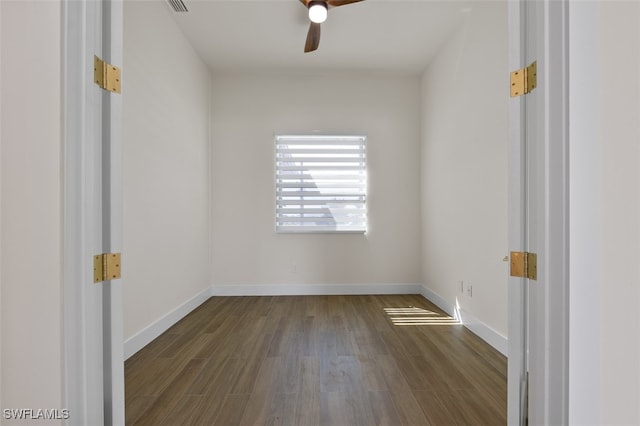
left=168, top=0, right=476, bottom=75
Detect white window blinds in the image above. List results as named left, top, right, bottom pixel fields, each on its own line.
left=275, top=134, right=367, bottom=233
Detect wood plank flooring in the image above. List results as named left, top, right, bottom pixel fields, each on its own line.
left=125, top=295, right=507, bottom=425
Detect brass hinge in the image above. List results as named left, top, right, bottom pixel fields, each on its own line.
left=510, top=251, right=537, bottom=280
left=94, top=55, right=121, bottom=94
left=510, top=61, right=537, bottom=97
left=94, top=253, right=122, bottom=283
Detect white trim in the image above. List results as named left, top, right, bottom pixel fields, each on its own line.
left=420, top=285, right=508, bottom=356
left=527, top=1, right=570, bottom=424
left=103, top=1, right=125, bottom=423
left=126, top=283, right=508, bottom=362
left=212, top=283, right=421, bottom=296
left=124, top=286, right=213, bottom=359
left=419, top=285, right=458, bottom=318
left=457, top=309, right=508, bottom=356
left=63, top=1, right=106, bottom=423
left=507, top=0, right=528, bottom=423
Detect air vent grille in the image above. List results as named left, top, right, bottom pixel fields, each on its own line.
left=167, top=0, right=188, bottom=12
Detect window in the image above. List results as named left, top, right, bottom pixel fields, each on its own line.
left=275, top=134, right=367, bottom=233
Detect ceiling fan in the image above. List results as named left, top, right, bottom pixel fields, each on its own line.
left=299, top=0, right=365, bottom=53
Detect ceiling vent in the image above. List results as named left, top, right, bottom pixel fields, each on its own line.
left=167, top=0, right=188, bottom=12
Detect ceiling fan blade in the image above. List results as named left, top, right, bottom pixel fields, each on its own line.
left=327, top=0, right=364, bottom=7
left=304, top=22, right=321, bottom=53
left=299, top=0, right=310, bottom=6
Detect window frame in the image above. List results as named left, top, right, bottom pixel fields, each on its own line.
left=274, top=133, right=368, bottom=234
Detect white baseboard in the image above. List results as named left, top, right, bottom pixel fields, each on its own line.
left=123, top=286, right=213, bottom=359
left=419, top=285, right=507, bottom=356
left=124, top=283, right=506, bottom=360
left=419, top=285, right=459, bottom=319
left=211, top=283, right=422, bottom=296
left=457, top=308, right=508, bottom=355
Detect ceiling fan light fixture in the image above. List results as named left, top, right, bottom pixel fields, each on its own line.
left=308, top=2, right=328, bottom=23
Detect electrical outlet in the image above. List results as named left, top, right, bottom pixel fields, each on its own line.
left=467, top=284, right=473, bottom=297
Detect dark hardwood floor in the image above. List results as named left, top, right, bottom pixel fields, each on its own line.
left=125, top=294, right=507, bottom=425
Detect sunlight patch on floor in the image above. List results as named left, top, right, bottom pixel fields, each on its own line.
left=384, top=306, right=460, bottom=326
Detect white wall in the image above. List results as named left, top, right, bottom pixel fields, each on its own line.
left=0, top=0, right=64, bottom=421
left=123, top=1, right=211, bottom=343
left=420, top=2, right=509, bottom=337
left=569, top=2, right=600, bottom=423
left=209, top=72, right=422, bottom=291
left=597, top=5, right=640, bottom=422
left=570, top=2, right=640, bottom=424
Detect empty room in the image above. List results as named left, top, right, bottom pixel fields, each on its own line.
left=4, top=0, right=640, bottom=425
left=122, top=0, right=508, bottom=424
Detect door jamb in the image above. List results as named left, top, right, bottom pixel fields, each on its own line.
left=528, top=1, right=570, bottom=424
left=63, top=1, right=105, bottom=423
left=507, top=0, right=527, bottom=423
left=507, top=0, right=570, bottom=424
left=101, top=0, right=125, bottom=423
left=63, top=0, right=124, bottom=424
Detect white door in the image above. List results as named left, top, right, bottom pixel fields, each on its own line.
left=63, top=0, right=124, bottom=424
left=507, top=0, right=569, bottom=424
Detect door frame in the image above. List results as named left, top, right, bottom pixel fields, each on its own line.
left=63, top=0, right=124, bottom=424
left=507, top=0, right=570, bottom=424
left=60, top=0, right=570, bottom=423
left=506, top=1, right=527, bottom=423
left=100, top=1, right=125, bottom=424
